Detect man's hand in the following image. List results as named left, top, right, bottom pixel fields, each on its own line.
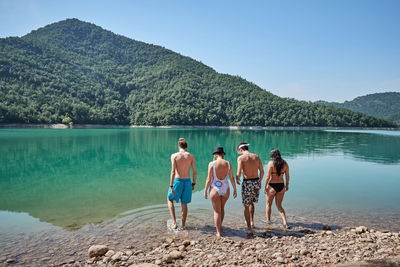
left=233, top=189, right=237, bottom=198
left=236, top=179, right=241, bottom=185
left=192, top=183, right=195, bottom=190
left=170, top=187, right=176, bottom=196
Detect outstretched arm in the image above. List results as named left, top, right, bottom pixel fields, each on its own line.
left=204, top=163, right=213, bottom=199
left=258, top=157, right=264, bottom=188
left=285, top=163, right=290, bottom=191
left=236, top=157, right=242, bottom=185
left=191, top=155, right=197, bottom=190
left=264, top=162, right=272, bottom=194
left=229, top=163, right=237, bottom=198
left=170, top=155, right=176, bottom=196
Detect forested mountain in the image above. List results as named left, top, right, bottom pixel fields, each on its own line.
left=316, top=92, right=400, bottom=126
left=0, top=19, right=395, bottom=127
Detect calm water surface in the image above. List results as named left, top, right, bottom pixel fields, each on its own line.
left=1, top=128, right=400, bottom=234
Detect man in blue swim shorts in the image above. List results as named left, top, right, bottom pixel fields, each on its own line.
left=167, top=138, right=197, bottom=229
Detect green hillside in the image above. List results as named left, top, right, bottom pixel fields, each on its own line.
left=0, top=19, right=395, bottom=127
left=316, top=92, right=400, bottom=126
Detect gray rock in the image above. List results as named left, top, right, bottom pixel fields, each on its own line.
left=182, top=240, right=191, bottom=246
left=111, top=251, right=124, bottom=261
left=169, top=250, right=182, bottom=260
left=125, top=250, right=133, bottom=256
left=355, top=226, right=368, bottom=234
left=88, top=245, right=109, bottom=258
left=105, top=250, right=115, bottom=257
left=155, top=259, right=162, bottom=265
left=276, top=257, right=285, bottom=263
left=129, top=264, right=159, bottom=267
left=163, top=254, right=172, bottom=263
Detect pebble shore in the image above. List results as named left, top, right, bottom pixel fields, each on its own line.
left=12, top=225, right=397, bottom=267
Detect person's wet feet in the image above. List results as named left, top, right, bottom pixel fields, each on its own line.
left=216, top=232, right=221, bottom=239
left=283, top=223, right=290, bottom=229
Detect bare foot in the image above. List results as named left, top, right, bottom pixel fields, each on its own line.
left=283, top=224, right=290, bottom=229
left=216, top=232, right=221, bottom=239
left=250, top=221, right=255, bottom=229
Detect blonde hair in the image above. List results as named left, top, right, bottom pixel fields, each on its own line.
left=178, top=138, right=187, bottom=149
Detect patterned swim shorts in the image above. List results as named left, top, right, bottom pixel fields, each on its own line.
left=241, top=178, right=260, bottom=206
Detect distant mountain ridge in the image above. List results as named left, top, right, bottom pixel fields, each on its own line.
left=0, top=18, right=396, bottom=127
left=316, top=92, right=400, bottom=126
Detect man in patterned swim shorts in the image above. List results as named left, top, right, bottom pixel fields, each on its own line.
left=236, top=142, right=264, bottom=234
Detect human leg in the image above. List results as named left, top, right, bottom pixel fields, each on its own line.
left=249, top=203, right=255, bottom=228
left=167, top=198, right=177, bottom=229
left=275, top=189, right=288, bottom=227
left=220, top=189, right=230, bottom=225
left=181, top=203, right=188, bottom=228
left=210, top=189, right=222, bottom=237
left=265, top=187, right=276, bottom=223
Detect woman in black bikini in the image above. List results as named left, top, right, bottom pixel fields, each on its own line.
left=264, top=148, right=290, bottom=228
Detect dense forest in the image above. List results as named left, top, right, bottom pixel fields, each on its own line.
left=316, top=92, right=400, bottom=126
left=0, top=19, right=396, bottom=127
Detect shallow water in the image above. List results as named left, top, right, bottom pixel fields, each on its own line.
left=1, top=128, right=400, bottom=265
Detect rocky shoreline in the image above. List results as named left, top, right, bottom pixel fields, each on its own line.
left=10, top=226, right=395, bottom=267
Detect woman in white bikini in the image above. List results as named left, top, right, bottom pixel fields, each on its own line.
left=204, top=147, right=237, bottom=237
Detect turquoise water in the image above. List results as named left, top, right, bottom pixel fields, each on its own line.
left=0, top=128, right=400, bottom=232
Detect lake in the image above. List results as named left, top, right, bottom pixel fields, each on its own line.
left=1, top=128, right=399, bottom=233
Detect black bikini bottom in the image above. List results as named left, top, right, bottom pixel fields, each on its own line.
left=269, top=183, right=285, bottom=193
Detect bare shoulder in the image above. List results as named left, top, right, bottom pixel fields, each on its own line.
left=171, top=152, right=178, bottom=159
left=208, top=161, right=214, bottom=168
left=267, top=161, right=274, bottom=167
left=237, top=155, right=244, bottom=161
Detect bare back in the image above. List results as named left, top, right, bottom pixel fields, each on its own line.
left=237, top=153, right=262, bottom=179
left=213, top=159, right=230, bottom=180
left=171, top=151, right=194, bottom=178
left=267, top=161, right=288, bottom=183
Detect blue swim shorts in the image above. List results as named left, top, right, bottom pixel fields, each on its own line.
left=167, top=178, right=192, bottom=204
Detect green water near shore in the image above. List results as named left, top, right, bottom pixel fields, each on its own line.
left=0, top=128, right=400, bottom=231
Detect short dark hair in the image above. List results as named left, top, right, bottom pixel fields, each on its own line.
left=237, top=142, right=249, bottom=151
left=178, top=138, right=187, bottom=149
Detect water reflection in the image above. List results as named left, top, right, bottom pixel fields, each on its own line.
left=0, top=128, right=399, bottom=230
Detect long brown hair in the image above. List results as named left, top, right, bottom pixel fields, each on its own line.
left=270, top=148, right=286, bottom=176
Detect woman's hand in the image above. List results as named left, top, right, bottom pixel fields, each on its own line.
left=264, top=184, right=269, bottom=194
left=204, top=190, right=208, bottom=199
left=285, top=184, right=289, bottom=192
left=233, top=189, right=237, bottom=198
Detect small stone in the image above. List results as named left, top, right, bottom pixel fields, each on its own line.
left=111, top=251, right=124, bottom=261
left=273, top=252, right=283, bottom=258
left=355, top=226, right=368, bottom=234
left=105, top=250, right=115, bottom=257
left=88, top=245, right=109, bottom=258
left=162, top=254, right=172, bottom=263
left=300, top=249, right=309, bottom=255
left=276, top=257, right=285, bottom=263
left=6, top=259, right=16, bottom=264
left=179, top=245, right=185, bottom=252
left=121, top=256, right=129, bottom=261
left=323, top=225, right=331, bottom=231
left=155, top=259, right=162, bottom=265
left=125, top=250, right=133, bottom=256
left=182, top=240, right=191, bottom=246
left=103, top=257, right=110, bottom=263
left=41, top=257, right=51, bottom=261
left=169, top=250, right=182, bottom=259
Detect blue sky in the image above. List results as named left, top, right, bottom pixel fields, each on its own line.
left=0, top=0, right=399, bottom=102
